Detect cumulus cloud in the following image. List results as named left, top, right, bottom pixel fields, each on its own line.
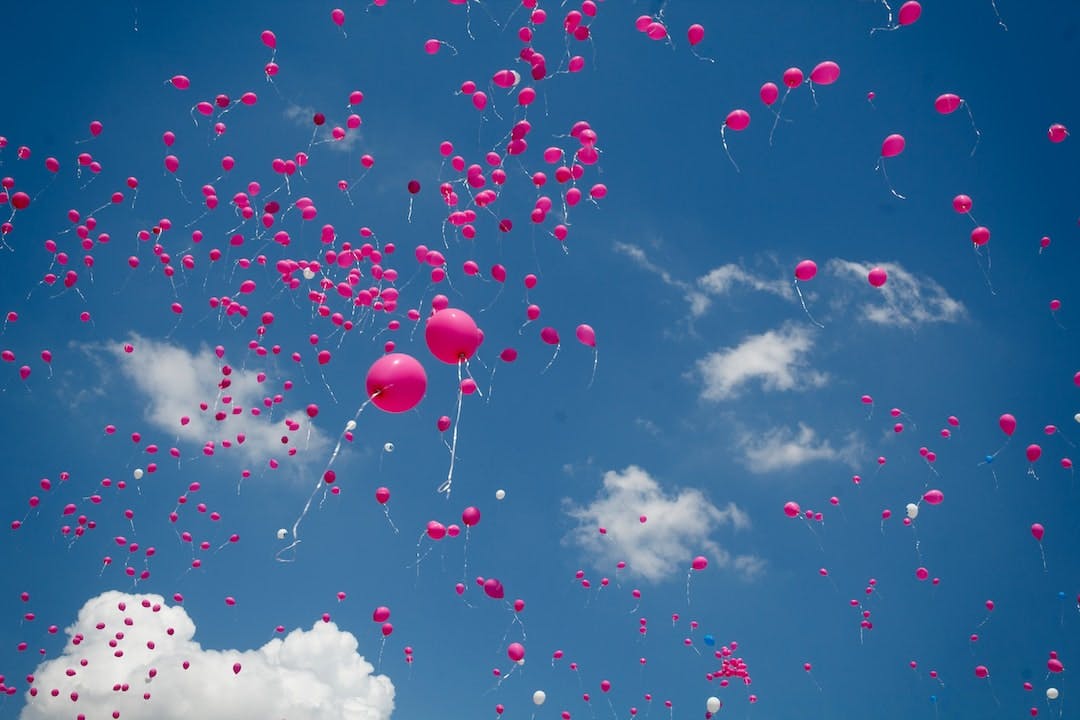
left=695, top=324, right=827, bottom=400
left=95, top=335, right=329, bottom=466
left=20, top=591, right=394, bottom=720
left=738, top=423, right=858, bottom=473
left=827, top=260, right=965, bottom=327
left=563, top=466, right=759, bottom=582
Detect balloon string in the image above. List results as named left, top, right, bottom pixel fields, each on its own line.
left=793, top=281, right=825, bottom=328
left=586, top=347, right=598, bottom=389
left=990, top=0, right=1008, bottom=30
left=876, top=159, right=906, bottom=200
left=438, top=362, right=466, bottom=496
left=719, top=126, right=740, bottom=173
left=965, top=104, right=982, bottom=156
left=1039, top=542, right=1047, bottom=573
left=769, top=88, right=791, bottom=146
left=541, top=343, right=561, bottom=374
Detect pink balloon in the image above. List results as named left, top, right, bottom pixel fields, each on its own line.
left=425, top=308, right=481, bottom=364
left=934, top=93, right=962, bottom=114
left=164, top=155, right=180, bottom=173
left=782, top=67, right=804, bottom=88
left=975, top=665, right=989, bottom=679
left=794, top=260, right=817, bottom=281
left=375, top=487, right=390, bottom=504
left=1048, top=658, right=1064, bottom=673
left=881, top=134, right=906, bottom=158
left=540, top=327, right=560, bottom=345
left=507, top=642, right=525, bottom=662
left=1048, top=124, right=1068, bottom=143
left=1031, top=523, right=1045, bottom=541
left=999, top=413, right=1016, bottom=437
left=260, top=30, right=277, bottom=48
left=170, top=75, right=190, bottom=90
left=575, top=324, right=597, bottom=347
left=760, top=82, right=779, bottom=106
left=691, top=556, right=707, bottom=571
left=366, top=353, right=427, bottom=413
left=331, top=8, right=345, bottom=26
left=484, top=578, right=504, bottom=599
left=898, top=1, right=922, bottom=25
left=426, top=521, right=446, bottom=540
left=952, top=194, right=973, bottom=213
left=915, top=567, right=929, bottom=580
left=923, top=489, right=944, bottom=505
left=971, top=226, right=990, bottom=246
left=783, top=501, right=801, bottom=518
left=462, top=506, right=481, bottom=526
left=372, top=606, right=391, bottom=622
left=725, top=109, right=750, bottom=131
left=687, top=24, right=705, bottom=46
left=1026, top=444, right=1042, bottom=462
left=809, top=61, right=840, bottom=85
left=868, top=267, right=887, bottom=287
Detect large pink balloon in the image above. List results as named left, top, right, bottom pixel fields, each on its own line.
left=809, top=61, right=840, bottom=85
left=999, top=413, right=1017, bottom=437
left=794, top=260, right=817, bottom=281
left=366, top=353, right=428, bottom=413
left=934, top=93, right=962, bottom=114
left=425, top=308, right=481, bottom=364
left=881, top=134, right=906, bottom=158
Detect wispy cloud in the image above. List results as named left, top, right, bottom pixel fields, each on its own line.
left=563, top=465, right=759, bottom=582
left=22, top=591, right=394, bottom=720
left=613, top=242, right=711, bottom=317
left=94, top=336, right=329, bottom=468
left=738, top=423, right=859, bottom=473
left=284, top=103, right=363, bottom=154
left=828, top=260, right=965, bottom=327
left=697, top=264, right=790, bottom=301
left=696, top=324, right=827, bottom=400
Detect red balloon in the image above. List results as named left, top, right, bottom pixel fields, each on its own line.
left=366, top=353, right=427, bottom=413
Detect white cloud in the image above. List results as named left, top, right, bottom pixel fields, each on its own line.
left=696, top=324, right=827, bottom=400
left=827, top=260, right=965, bottom=327
left=738, top=423, right=857, bottom=473
left=697, top=264, right=790, bottom=301
left=613, top=242, right=711, bottom=317
left=96, top=335, right=329, bottom=466
left=563, top=465, right=755, bottom=582
left=20, top=591, right=394, bottom=720
left=284, top=103, right=363, bottom=154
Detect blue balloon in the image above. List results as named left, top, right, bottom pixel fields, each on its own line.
left=1059, top=591, right=1067, bottom=600
left=703, top=634, right=715, bottom=646
left=930, top=695, right=937, bottom=704
left=984, top=455, right=994, bottom=463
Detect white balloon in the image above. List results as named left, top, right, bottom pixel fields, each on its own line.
left=906, top=502, right=919, bottom=519
left=533, top=690, right=546, bottom=706
left=1074, top=412, right=1080, bottom=424
left=133, top=468, right=144, bottom=480
left=345, top=420, right=357, bottom=431
left=302, top=268, right=316, bottom=280
left=706, top=696, right=722, bottom=714
left=495, top=489, right=506, bottom=500
left=1047, top=687, right=1059, bottom=700
left=276, top=528, right=288, bottom=540
left=384, top=442, right=395, bottom=453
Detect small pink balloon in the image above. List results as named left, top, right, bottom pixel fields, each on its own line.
left=809, top=61, right=840, bottom=85
left=923, top=489, right=944, bottom=505
left=953, top=194, right=973, bottom=213
left=575, top=324, right=596, bottom=347
left=794, top=260, right=817, bottom=281
left=760, top=82, right=779, bottom=106
left=782, top=67, right=804, bottom=88
left=975, top=665, right=989, bottom=679
left=868, top=267, right=887, bottom=287
left=540, top=327, right=560, bottom=345
left=898, top=1, right=922, bottom=25
left=1048, top=124, right=1068, bottom=143
left=881, top=134, right=906, bottom=158
left=725, top=109, right=750, bottom=131
left=1026, top=444, right=1042, bottom=462
left=687, top=24, right=705, bottom=46
left=170, top=75, right=191, bottom=90
left=934, top=93, right=962, bottom=114
left=1031, top=523, right=1045, bottom=541
left=783, top=501, right=801, bottom=518
left=331, top=8, right=345, bottom=26
left=507, top=642, right=525, bottom=662
left=999, top=413, right=1017, bottom=436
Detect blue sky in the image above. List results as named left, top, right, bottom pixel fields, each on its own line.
left=1, top=1, right=1078, bottom=719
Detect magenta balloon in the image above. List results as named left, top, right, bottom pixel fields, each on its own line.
left=923, top=489, right=944, bottom=505
left=881, top=134, right=906, bottom=158
left=971, top=226, right=990, bottom=246
left=687, top=23, right=705, bottom=46
left=725, top=109, right=750, bottom=131
left=1026, top=444, right=1042, bottom=462
left=999, top=413, right=1016, bottom=437
left=1048, top=124, right=1068, bottom=143
left=426, top=520, right=447, bottom=540
left=366, top=353, right=427, bottom=413
left=783, top=501, right=801, bottom=518
left=331, top=8, right=345, bottom=26
left=260, top=29, right=277, bottom=48
left=782, top=67, right=804, bottom=88
left=759, top=82, right=779, bottom=106
left=507, top=642, right=525, bottom=662
left=540, top=327, right=560, bottom=345
left=898, top=1, right=922, bottom=25
left=934, top=93, right=962, bottom=114
left=575, top=324, right=597, bottom=347
left=483, top=578, right=504, bottom=599
left=170, top=75, right=190, bottom=90
left=1048, top=658, right=1064, bottom=673
left=372, top=606, right=390, bottom=622
left=425, top=308, right=481, bottom=364
left=952, top=194, right=973, bottom=213
left=809, top=61, right=840, bottom=85
left=794, top=260, right=817, bottom=281
left=868, top=267, right=888, bottom=287
left=462, top=506, right=481, bottom=526
left=164, top=155, right=180, bottom=173
left=974, top=665, right=989, bottom=679
left=375, top=487, right=390, bottom=504
left=1031, top=523, right=1044, bottom=541
left=691, top=555, right=707, bottom=571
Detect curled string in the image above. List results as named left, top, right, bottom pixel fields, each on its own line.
left=437, top=360, right=467, bottom=497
